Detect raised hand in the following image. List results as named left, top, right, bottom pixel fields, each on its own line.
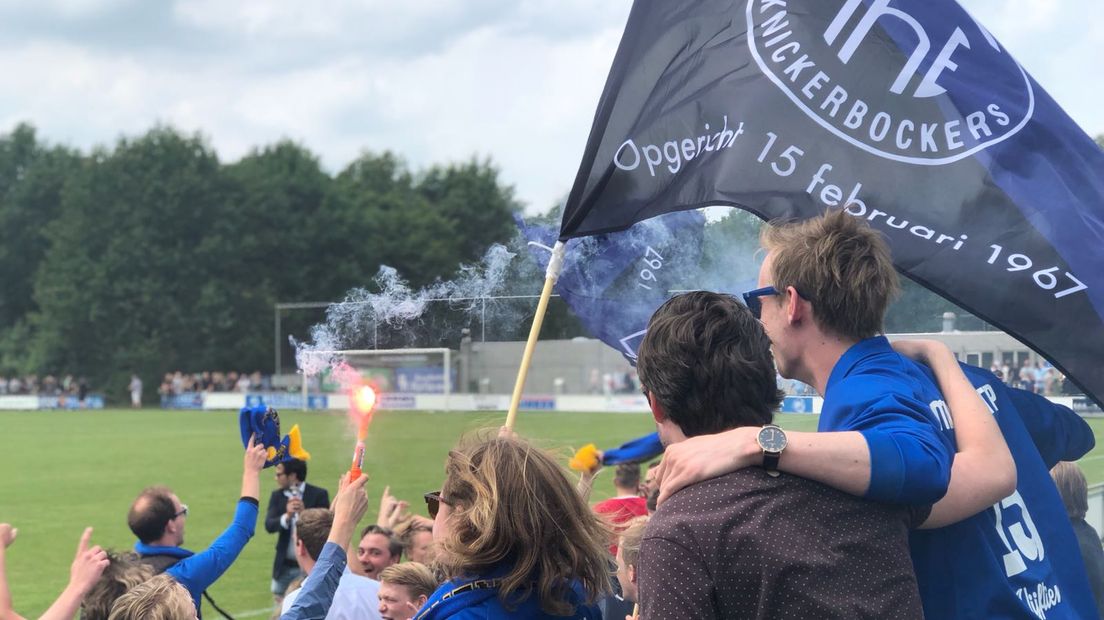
left=0, top=524, right=17, bottom=550
left=244, top=433, right=267, bottom=474
left=68, top=528, right=109, bottom=595
left=655, top=427, right=759, bottom=506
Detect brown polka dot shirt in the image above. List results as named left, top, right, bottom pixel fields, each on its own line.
left=638, top=468, right=928, bottom=619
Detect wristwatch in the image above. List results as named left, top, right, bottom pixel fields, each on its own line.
left=756, top=424, right=788, bottom=477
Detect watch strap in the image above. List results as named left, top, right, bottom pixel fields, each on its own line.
left=762, top=451, right=781, bottom=477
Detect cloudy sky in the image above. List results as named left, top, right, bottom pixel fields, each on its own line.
left=0, top=0, right=1099, bottom=214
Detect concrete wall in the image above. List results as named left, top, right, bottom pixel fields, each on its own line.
left=466, top=338, right=635, bottom=395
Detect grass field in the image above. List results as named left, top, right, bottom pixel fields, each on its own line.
left=3, top=408, right=1103, bottom=617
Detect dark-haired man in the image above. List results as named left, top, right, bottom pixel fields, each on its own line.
left=636, top=291, right=932, bottom=618
left=264, top=458, right=329, bottom=604
left=355, top=525, right=401, bottom=580
left=129, top=436, right=266, bottom=617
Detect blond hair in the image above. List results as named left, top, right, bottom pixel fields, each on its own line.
left=379, top=562, right=439, bottom=599
left=437, top=435, right=612, bottom=615
left=761, top=209, right=898, bottom=340
left=618, top=516, right=649, bottom=570
left=107, top=574, right=195, bottom=620
left=81, top=551, right=155, bottom=620
left=1051, top=461, right=1088, bottom=520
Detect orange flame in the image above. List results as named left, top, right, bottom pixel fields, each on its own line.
left=352, top=385, right=377, bottom=415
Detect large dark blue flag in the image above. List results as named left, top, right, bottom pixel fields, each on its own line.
left=559, top=0, right=1104, bottom=406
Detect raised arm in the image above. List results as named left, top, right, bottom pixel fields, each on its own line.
left=282, top=473, right=369, bottom=620
left=655, top=427, right=872, bottom=505
left=893, top=340, right=1016, bottom=529
left=167, top=436, right=266, bottom=594
left=37, top=528, right=109, bottom=620
left=0, top=524, right=26, bottom=620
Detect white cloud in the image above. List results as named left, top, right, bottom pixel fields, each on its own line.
left=0, top=0, right=1096, bottom=218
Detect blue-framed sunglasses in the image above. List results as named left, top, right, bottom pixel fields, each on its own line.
left=743, top=286, right=813, bottom=319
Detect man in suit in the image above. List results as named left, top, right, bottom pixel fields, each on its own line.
left=265, top=458, right=329, bottom=605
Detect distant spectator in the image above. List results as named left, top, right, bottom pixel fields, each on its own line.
left=107, top=573, right=195, bottom=620
left=592, top=463, right=648, bottom=554
left=377, top=563, right=437, bottom=620
left=129, top=375, right=143, bottom=408
left=1051, top=461, right=1104, bottom=616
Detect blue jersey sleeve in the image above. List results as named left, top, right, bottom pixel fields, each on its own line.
left=823, top=378, right=953, bottom=504
left=280, top=542, right=346, bottom=620
left=1007, top=387, right=1095, bottom=467
left=168, top=498, right=258, bottom=599
left=603, top=433, right=664, bottom=465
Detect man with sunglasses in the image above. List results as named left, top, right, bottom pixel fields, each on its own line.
left=656, top=210, right=1015, bottom=515
left=655, top=210, right=1099, bottom=618
left=128, top=435, right=268, bottom=617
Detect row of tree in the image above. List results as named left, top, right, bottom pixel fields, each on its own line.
left=0, top=123, right=1098, bottom=402
left=0, top=124, right=520, bottom=399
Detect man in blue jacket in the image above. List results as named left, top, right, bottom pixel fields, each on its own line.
left=129, top=435, right=267, bottom=617
left=655, top=211, right=1097, bottom=618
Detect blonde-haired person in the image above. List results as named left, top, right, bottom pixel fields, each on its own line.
left=393, top=517, right=435, bottom=564
left=614, top=516, right=648, bottom=609
left=107, top=574, right=196, bottom=620
left=1051, top=461, right=1104, bottom=615
left=378, top=563, right=437, bottom=620
left=418, top=435, right=611, bottom=619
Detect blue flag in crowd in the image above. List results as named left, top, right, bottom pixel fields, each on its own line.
left=558, top=0, right=1104, bottom=407
left=518, top=210, right=759, bottom=362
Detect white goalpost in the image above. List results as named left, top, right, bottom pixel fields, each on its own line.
left=299, top=348, right=453, bottom=411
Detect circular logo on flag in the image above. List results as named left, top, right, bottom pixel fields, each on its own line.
left=746, top=0, right=1033, bottom=165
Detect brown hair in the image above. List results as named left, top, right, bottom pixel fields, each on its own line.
left=1051, top=461, right=1088, bottom=520
left=107, top=574, right=195, bottom=620
left=393, top=518, right=433, bottom=559
left=761, top=209, right=898, bottom=340
left=81, top=551, right=155, bottom=620
left=436, top=435, right=612, bottom=615
left=637, top=292, right=782, bottom=436
left=127, top=486, right=176, bottom=544
left=613, top=463, right=641, bottom=490
left=359, top=524, right=403, bottom=559
left=296, top=508, right=333, bottom=561
left=379, top=562, right=439, bottom=600
left=618, top=516, right=649, bottom=570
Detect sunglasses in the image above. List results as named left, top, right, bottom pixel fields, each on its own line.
left=423, top=491, right=450, bottom=519
left=174, top=504, right=189, bottom=519
left=742, top=285, right=813, bottom=319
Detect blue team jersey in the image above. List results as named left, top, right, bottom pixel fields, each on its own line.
left=909, top=365, right=1097, bottom=620
left=822, top=336, right=955, bottom=503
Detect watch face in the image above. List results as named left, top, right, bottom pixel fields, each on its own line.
left=758, top=426, right=787, bottom=452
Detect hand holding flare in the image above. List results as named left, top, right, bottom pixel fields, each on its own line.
left=349, top=385, right=377, bottom=481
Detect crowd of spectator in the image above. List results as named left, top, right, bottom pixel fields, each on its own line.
left=991, top=361, right=1080, bottom=396
left=0, top=374, right=89, bottom=397
left=157, top=370, right=272, bottom=396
